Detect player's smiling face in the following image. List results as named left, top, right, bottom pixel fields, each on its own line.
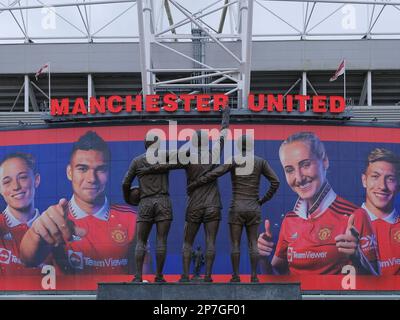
left=67, top=149, right=109, bottom=206
left=0, top=157, right=39, bottom=212
left=362, top=160, right=399, bottom=217
left=280, top=141, right=328, bottom=205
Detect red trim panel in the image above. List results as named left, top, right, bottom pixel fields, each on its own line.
left=0, top=125, right=399, bottom=146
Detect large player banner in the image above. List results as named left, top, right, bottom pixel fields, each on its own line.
left=1, top=123, right=400, bottom=291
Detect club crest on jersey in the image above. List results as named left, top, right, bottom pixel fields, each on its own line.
left=318, top=227, right=332, bottom=241
left=111, top=228, right=128, bottom=244
left=393, top=230, right=400, bottom=243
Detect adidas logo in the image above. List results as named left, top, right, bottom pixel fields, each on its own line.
left=290, top=232, right=298, bottom=240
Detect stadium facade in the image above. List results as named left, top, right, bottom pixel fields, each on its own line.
left=1, top=0, right=400, bottom=299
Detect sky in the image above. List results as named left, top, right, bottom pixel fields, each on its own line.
left=0, top=0, right=399, bottom=43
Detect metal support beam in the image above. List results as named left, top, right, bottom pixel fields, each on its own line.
left=137, top=0, right=252, bottom=109
left=367, top=70, right=372, bottom=107
left=10, top=82, right=24, bottom=112
left=155, top=83, right=237, bottom=88
left=169, top=0, right=241, bottom=64
left=255, top=0, right=302, bottom=34
left=155, top=0, right=232, bottom=37
left=218, top=0, right=230, bottom=33
left=88, top=74, right=93, bottom=100
left=359, top=73, right=368, bottom=106
left=0, top=0, right=137, bottom=12
left=163, top=0, right=176, bottom=36
left=92, top=2, right=137, bottom=37
left=77, top=5, right=92, bottom=41
left=154, top=71, right=237, bottom=86
left=9, top=10, right=28, bottom=41
left=302, top=71, right=307, bottom=95
left=307, top=3, right=346, bottom=34
left=1, top=0, right=399, bottom=12
left=88, top=74, right=94, bottom=112
left=260, top=0, right=400, bottom=6
left=30, top=81, right=49, bottom=100
left=24, top=75, right=29, bottom=112
left=239, top=0, right=253, bottom=109
left=229, top=0, right=238, bottom=33
left=28, top=82, right=39, bottom=112
left=137, top=0, right=154, bottom=95
left=303, top=2, right=316, bottom=36
left=301, top=72, right=308, bottom=112
left=1, top=0, right=399, bottom=44
left=284, top=78, right=301, bottom=96
left=306, top=78, right=318, bottom=95
left=168, top=1, right=219, bottom=34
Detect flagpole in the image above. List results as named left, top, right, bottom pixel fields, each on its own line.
left=48, top=62, right=51, bottom=110
left=343, top=59, right=346, bottom=105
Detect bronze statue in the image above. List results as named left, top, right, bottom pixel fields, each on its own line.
left=138, top=106, right=230, bottom=282
left=191, top=245, right=205, bottom=281
left=187, top=135, right=280, bottom=282
left=122, top=137, right=173, bottom=283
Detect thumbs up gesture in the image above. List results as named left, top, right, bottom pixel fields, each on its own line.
left=334, top=214, right=360, bottom=258
left=31, top=198, right=87, bottom=246
left=257, top=219, right=274, bottom=257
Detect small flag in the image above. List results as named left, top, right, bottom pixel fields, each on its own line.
left=329, top=59, right=345, bottom=82
left=35, top=63, right=49, bottom=80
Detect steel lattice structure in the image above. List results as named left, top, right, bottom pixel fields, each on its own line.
left=0, top=0, right=399, bottom=115
left=1, top=0, right=400, bottom=42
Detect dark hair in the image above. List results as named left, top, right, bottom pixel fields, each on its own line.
left=0, top=152, right=38, bottom=174
left=365, top=148, right=400, bottom=178
left=71, top=131, right=111, bottom=163
left=280, top=131, right=327, bottom=160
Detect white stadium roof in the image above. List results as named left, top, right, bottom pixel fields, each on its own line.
left=0, top=0, right=399, bottom=43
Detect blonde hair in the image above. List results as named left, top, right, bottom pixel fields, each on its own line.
left=280, top=132, right=327, bottom=160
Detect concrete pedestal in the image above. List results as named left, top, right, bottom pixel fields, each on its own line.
left=97, top=282, right=301, bottom=300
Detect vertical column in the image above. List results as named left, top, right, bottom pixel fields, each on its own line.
left=302, top=71, right=307, bottom=111
left=24, top=75, right=30, bottom=112
left=137, top=0, right=154, bottom=96
left=239, top=0, right=253, bottom=109
left=367, top=71, right=372, bottom=107
left=88, top=74, right=93, bottom=112
left=302, top=72, right=307, bottom=95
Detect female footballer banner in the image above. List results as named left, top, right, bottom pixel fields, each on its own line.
left=0, top=123, right=399, bottom=291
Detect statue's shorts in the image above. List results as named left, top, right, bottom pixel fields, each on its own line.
left=138, top=195, right=173, bottom=223
left=185, top=207, right=221, bottom=224
left=228, top=210, right=261, bottom=226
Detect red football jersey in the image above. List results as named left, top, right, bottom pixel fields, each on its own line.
left=59, top=197, right=137, bottom=275
left=0, top=208, right=45, bottom=276
left=275, top=191, right=378, bottom=275
left=362, top=204, right=400, bottom=275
